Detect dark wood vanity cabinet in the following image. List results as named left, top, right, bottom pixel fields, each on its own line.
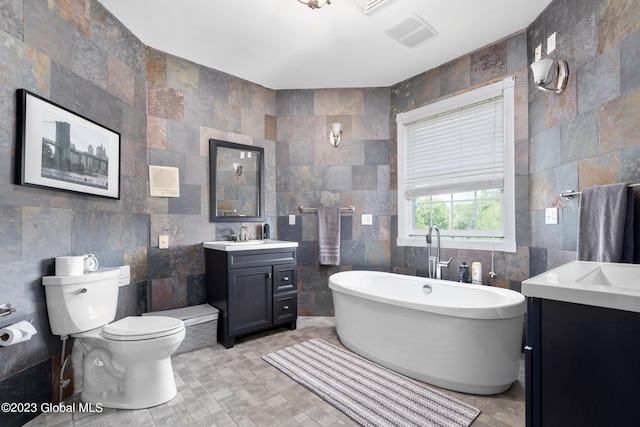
left=205, top=247, right=297, bottom=348
left=526, top=298, right=640, bottom=427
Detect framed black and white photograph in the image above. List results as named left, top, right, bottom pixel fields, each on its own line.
left=16, top=89, right=121, bottom=199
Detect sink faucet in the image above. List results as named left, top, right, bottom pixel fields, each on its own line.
left=426, top=226, right=452, bottom=279
left=239, top=226, right=249, bottom=241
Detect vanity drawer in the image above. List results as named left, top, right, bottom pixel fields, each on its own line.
left=273, top=292, right=297, bottom=324
left=274, top=263, right=296, bottom=293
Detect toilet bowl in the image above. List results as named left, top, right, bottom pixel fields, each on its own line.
left=42, top=268, right=186, bottom=409
left=75, top=316, right=185, bottom=409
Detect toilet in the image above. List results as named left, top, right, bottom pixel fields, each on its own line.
left=42, top=268, right=186, bottom=409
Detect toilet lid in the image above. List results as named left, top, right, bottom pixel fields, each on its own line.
left=102, top=316, right=185, bottom=341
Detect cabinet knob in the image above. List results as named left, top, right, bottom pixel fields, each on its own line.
left=282, top=276, right=289, bottom=281
left=283, top=305, right=290, bottom=310
left=266, top=272, right=272, bottom=279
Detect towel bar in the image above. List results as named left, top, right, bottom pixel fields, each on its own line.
left=561, top=183, right=640, bottom=199
left=298, top=205, right=355, bottom=213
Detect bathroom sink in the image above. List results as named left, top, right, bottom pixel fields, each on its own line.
left=522, top=261, right=640, bottom=313
left=576, top=264, right=635, bottom=289
left=224, top=240, right=265, bottom=245
left=203, top=240, right=298, bottom=252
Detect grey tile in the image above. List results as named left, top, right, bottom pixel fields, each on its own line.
left=530, top=125, right=561, bottom=173
left=561, top=108, right=599, bottom=163
left=276, top=90, right=314, bottom=117
left=621, top=29, right=640, bottom=94
left=577, top=47, right=620, bottom=114
left=506, top=32, right=528, bottom=73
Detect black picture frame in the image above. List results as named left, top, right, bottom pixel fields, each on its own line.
left=16, top=89, right=121, bottom=199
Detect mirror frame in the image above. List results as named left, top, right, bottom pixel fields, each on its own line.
left=209, top=139, right=265, bottom=222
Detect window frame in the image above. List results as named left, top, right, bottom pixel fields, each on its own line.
left=396, top=76, right=516, bottom=253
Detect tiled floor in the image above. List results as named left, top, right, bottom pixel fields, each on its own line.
left=25, top=317, right=524, bottom=426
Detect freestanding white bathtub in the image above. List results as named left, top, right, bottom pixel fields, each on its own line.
left=329, top=270, right=526, bottom=395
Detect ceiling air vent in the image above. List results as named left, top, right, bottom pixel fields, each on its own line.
left=352, top=0, right=389, bottom=15
left=385, top=13, right=437, bottom=48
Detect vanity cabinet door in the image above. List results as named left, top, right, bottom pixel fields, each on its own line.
left=227, top=265, right=273, bottom=336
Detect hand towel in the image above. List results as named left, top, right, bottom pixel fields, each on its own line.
left=577, top=183, right=634, bottom=263
left=318, top=207, right=341, bottom=266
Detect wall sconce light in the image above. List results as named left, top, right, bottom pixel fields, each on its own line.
left=530, top=58, right=569, bottom=94
left=232, top=162, right=243, bottom=176
left=298, top=0, right=331, bottom=9
left=329, top=122, right=342, bottom=147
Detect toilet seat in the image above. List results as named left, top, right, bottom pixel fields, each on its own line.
left=102, top=316, right=185, bottom=341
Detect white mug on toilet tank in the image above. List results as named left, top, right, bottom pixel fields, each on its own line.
left=55, top=256, right=84, bottom=276
left=54, top=254, right=99, bottom=276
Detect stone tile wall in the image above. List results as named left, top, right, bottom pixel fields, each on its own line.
left=275, top=88, right=391, bottom=314
left=145, top=47, right=276, bottom=311
left=527, top=0, right=640, bottom=273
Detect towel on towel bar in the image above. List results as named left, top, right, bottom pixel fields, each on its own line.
left=318, top=207, right=341, bottom=266
left=577, top=183, right=634, bottom=263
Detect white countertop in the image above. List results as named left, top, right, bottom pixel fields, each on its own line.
left=203, top=240, right=298, bottom=252
left=522, top=261, right=640, bottom=313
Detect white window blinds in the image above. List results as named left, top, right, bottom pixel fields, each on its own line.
left=403, top=95, right=504, bottom=199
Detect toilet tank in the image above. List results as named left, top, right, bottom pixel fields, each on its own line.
left=42, top=268, right=120, bottom=336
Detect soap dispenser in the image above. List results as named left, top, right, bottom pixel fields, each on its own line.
left=459, top=262, right=470, bottom=283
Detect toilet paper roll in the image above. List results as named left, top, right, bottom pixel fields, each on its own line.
left=56, top=256, right=85, bottom=276
left=0, top=320, right=38, bottom=346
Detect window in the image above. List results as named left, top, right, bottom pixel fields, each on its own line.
left=396, top=77, right=516, bottom=252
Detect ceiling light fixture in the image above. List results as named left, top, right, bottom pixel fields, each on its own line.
left=298, top=0, right=331, bottom=10
left=530, top=58, right=569, bottom=94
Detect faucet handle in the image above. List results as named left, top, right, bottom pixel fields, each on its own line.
left=438, top=256, right=453, bottom=266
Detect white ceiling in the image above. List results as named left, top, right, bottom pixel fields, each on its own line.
left=98, top=0, right=552, bottom=90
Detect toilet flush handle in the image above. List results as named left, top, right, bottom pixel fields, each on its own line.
left=75, top=288, right=88, bottom=295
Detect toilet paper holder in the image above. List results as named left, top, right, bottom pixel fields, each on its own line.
left=0, top=303, right=16, bottom=317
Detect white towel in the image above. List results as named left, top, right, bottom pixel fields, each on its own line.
left=318, top=207, right=341, bottom=266
left=577, top=183, right=634, bottom=263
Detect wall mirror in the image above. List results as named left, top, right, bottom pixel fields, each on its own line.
left=210, top=139, right=264, bottom=222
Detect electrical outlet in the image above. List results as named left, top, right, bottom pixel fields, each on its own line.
left=547, top=32, right=557, bottom=54
left=159, top=235, right=169, bottom=249
left=535, top=44, right=542, bottom=61
left=545, top=208, right=558, bottom=225
left=289, top=214, right=296, bottom=225
left=361, top=214, right=373, bottom=225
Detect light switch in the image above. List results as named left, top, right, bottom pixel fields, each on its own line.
left=159, top=235, right=169, bottom=249
left=547, top=32, right=557, bottom=54
left=535, top=44, right=542, bottom=61
left=545, top=208, right=558, bottom=225
left=361, top=214, right=373, bottom=225
left=289, top=214, right=296, bottom=225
